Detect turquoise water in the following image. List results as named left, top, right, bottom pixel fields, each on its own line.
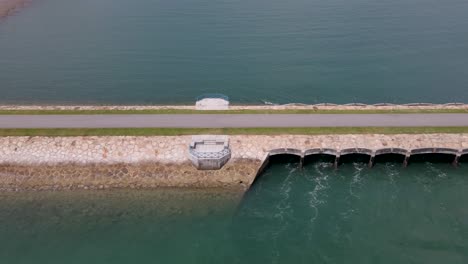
left=1, top=160, right=467, bottom=263
left=1, top=0, right=468, bottom=104
left=2, top=1, right=468, bottom=261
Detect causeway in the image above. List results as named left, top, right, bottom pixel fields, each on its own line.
left=1, top=114, right=468, bottom=128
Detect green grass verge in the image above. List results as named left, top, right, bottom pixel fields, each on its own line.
left=0, top=108, right=467, bottom=115
left=1, top=127, right=467, bottom=136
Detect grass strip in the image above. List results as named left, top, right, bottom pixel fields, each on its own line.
left=0, top=127, right=467, bottom=136
left=0, top=109, right=467, bottom=115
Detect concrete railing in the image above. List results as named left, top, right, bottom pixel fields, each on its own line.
left=189, top=148, right=231, bottom=159
left=410, top=148, right=459, bottom=155
left=269, top=148, right=302, bottom=157
left=304, top=148, right=338, bottom=156
left=188, top=147, right=231, bottom=170
left=340, top=148, right=373, bottom=156
left=375, top=148, right=408, bottom=156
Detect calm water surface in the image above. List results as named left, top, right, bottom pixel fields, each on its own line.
left=1, top=0, right=468, bottom=104
left=1, top=161, right=467, bottom=263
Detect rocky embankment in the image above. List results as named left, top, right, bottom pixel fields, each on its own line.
left=0, top=136, right=261, bottom=191
left=0, top=160, right=260, bottom=192
left=0, top=103, right=467, bottom=111
left=0, top=134, right=467, bottom=191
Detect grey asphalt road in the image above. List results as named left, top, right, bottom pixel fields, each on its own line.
left=0, top=114, right=467, bottom=128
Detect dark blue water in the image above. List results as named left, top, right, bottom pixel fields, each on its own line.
left=1, top=0, right=468, bottom=104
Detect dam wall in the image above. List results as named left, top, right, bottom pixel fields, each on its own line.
left=0, top=134, right=467, bottom=191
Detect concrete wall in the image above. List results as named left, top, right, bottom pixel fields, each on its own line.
left=1, top=103, right=467, bottom=111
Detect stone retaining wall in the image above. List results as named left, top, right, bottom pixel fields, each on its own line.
left=0, top=161, right=260, bottom=192
left=1, top=103, right=467, bottom=111
left=1, top=134, right=467, bottom=191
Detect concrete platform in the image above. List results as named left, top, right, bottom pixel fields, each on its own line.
left=195, top=94, right=229, bottom=110
left=188, top=135, right=231, bottom=170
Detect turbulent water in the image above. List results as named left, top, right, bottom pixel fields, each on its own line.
left=1, top=160, right=467, bottom=263
left=1, top=0, right=468, bottom=104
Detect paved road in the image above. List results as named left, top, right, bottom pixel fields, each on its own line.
left=0, top=114, right=467, bottom=128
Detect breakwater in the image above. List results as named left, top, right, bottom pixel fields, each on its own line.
left=0, top=134, right=467, bottom=191
left=1, top=103, right=467, bottom=111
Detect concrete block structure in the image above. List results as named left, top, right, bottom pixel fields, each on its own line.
left=195, top=94, right=229, bottom=110
left=188, top=135, right=231, bottom=170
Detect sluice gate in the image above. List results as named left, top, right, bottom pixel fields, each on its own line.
left=265, top=148, right=468, bottom=169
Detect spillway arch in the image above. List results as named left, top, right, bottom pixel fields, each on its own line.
left=251, top=148, right=303, bottom=186
left=259, top=147, right=464, bottom=173
left=340, top=148, right=373, bottom=156
left=252, top=147, right=466, bottom=187
left=375, top=148, right=409, bottom=156
left=408, top=148, right=459, bottom=165
left=303, top=148, right=338, bottom=167
left=462, top=149, right=468, bottom=159
left=258, top=148, right=304, bottom=170
left=410, top=148, right=459, bottom=155
left=461, top=149, right=468, bottom=164
left=304, top=148, right=338, bottom=156
left=337, top=148, right=374, bottom=166
left=268, top=148, right=303, bottom=158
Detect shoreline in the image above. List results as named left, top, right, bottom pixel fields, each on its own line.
left=0, top=0, right=29, bottom=19
left=0, top=103, right=467, bottom=112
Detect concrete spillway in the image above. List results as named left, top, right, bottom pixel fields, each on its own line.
left=262, top=147, right=467, bottom=169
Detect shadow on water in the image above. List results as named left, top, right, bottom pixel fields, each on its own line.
left=458, top=154, right=467, bottom=166
left=339, top=153, right=371, bottom=165
left=304, top=154, right=335, bottom=165
left=0, top=189, right=242, bottom=264
left=408, top=153, right=456, bottom=164
left=374, top=153, right=406, bottom=164
left=268, top=154, right=302, bottom=164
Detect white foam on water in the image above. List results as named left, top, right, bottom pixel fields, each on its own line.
left=268, top=165, right=298, bottom=263
left=274, top=165, right=296, bottom=221
left=348, top=162, right=365, bottom=199
left=383, top=163, right=401, bottom=201
left=339, top=163, right=367, bottom=220
left=306, top=163, right=331, bottom=224
left=414, top=162, right=449, bottom=193
left=261, top=99, right=277, bottom=105
left=428, top=163, right=448, bottom=179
